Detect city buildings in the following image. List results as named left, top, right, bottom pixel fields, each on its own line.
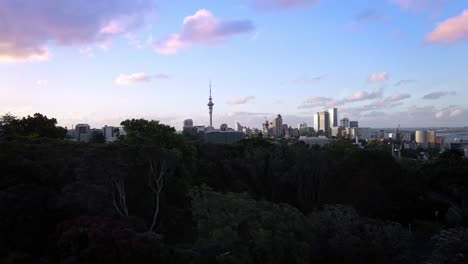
left=350, top=121, right=359, bottom=128
left=102, top=125, right=118, bottom=142
left=315, top=111, right=330, bottom=137
left=235, top=122, right=243, bottom=132
left=329, top=108, right=338, bottom=128
left=340, top=118, right=350, bottom=128
left=415, top=130, right=427, bottom=144
left=75, top=124, right=91, bottom=142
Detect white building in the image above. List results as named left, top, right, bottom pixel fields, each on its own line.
left=235, top=122, right=243, bottom=132
left=102, top=125, right=118, bottom=142
left=329, top=108, right=338, bottom=128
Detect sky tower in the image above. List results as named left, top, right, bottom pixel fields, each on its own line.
left=207, top=81, right=214, bottom=128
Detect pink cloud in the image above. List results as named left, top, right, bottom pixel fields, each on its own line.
left=0, top=0, right=154, bottom=62
left=252, top=0, right=319, bottom=11
left=435, top=106, right=466, bottom=119
left=344, top=87, right=383, bottom=102
left=300, top=88, right=385, bottom=109
left=227, top=96, right=256, bottom=105
left=426, top=10, right=468, bottom=44
left=389, top=0, right=450, bottom=11
left=152, top=9, right=254, bottom=55
left=115, top=72, right=169, bottom=86
left=299, top=96, right=342, bottom=109
left=367, top=72, right=389, bottom=83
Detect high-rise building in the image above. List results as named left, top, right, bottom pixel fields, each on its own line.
left=314, top=113, right=320, bottom=132
left=427, top=131, right=436, bottom=144
left=262, top=120, right=269, bottom=135
left=318, top=111, right=330, bottom=137
left=207, top=82, right=214, bottom=128
left=270, top=114, right=283, bottom=138
left=235, top=122, right=243, bottom=132
left=102, top=125, right=118, bottom=142
left=298, top=122, right=308, bottom=136
left=183, top=119, right=194, bottom=128
left=415, top=130, right=427, bottom=144
left=75, top=124, right=91, bottom=142
left=350, top=121, right=359, bottom=128
left=340, top=118, right=350, bottom=128
left=329, top=108, right=338, bottom=128
left=331, top=126, right=343, bottom=137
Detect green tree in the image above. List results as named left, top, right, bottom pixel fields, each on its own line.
left=119, top=119, right=184, bottom=149
left=0, top=112, right=17, bottom=127
left=3, top=113, right=67, bottom=139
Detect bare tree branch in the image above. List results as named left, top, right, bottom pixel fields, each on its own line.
left=111, top=175, right=129, bottom=217
left=147, top=158, right=168, bottom=232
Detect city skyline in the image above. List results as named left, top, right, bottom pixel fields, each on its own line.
left=1, top=0, right=468, bottom=129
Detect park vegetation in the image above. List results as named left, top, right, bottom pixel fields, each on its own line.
left=1, top=113, right=467, bottom=264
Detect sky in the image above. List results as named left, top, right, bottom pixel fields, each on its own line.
left=1, top=0, right=468, bottom=129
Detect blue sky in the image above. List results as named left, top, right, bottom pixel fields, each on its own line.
left=1, top=0, right=467, bottom=129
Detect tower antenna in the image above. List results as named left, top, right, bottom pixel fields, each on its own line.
left=207, top=81, right=214, bottom=128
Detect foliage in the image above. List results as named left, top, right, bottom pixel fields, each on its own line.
left=119, top=118, right=185, bottom=149
left=1, top=113, right=67, bottom=139
left=1, top=113, right=468, bottom=263
left=190, top=187, right=412, bottom=264
left=426, top=228, right=468, bottom=264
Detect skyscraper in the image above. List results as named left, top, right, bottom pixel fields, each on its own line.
left=207, top=82, right=214, bottom=128
left=318, top=111, right=330, bottom=137
left=340, top=118, right=349, bottom=128
left=314, top=113, right=320, bottom=132
left=350, top=121, right=359, bottom=128
left=270, top=114, right=283, bottom=138
left=235, top=122, right=243, bottom=132
left=329, top=108, right=338, bottom=128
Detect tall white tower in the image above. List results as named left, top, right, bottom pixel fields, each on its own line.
left=207, top=81, right=214, bottom=128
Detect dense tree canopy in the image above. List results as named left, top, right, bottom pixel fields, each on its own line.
left=1, top=113, right=67, bottom=139
left=1, top=113, right=468, bottom=263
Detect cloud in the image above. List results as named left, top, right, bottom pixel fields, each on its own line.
left=299, top=87, right=383, bottom=109
left=115, top=72, right=169, bottom=86
left=367, top=93, right=411, bottom=108
left=425, top=10, right=468, bottom=44
left=355, top=9, right=389, bottom=22
left=344, top=87, right=384, bottom=102
left=394, top=79, right=416, bottom=86
left=389, top=0, right=450, bottom=11
left=227, top=96, right=256, bottom=105
left=367, top=72, right=389, bottom=83
left=252, top=0, right=319, bottom=11
left=422, top=91, right=456, bottom=99
left=299, top=96, right=342, bottom=109
left=435, top=105, right=466, bottom=119
left=0, top=0, right=154, bottom=62
left=152, top=9, right=254, bottom=55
